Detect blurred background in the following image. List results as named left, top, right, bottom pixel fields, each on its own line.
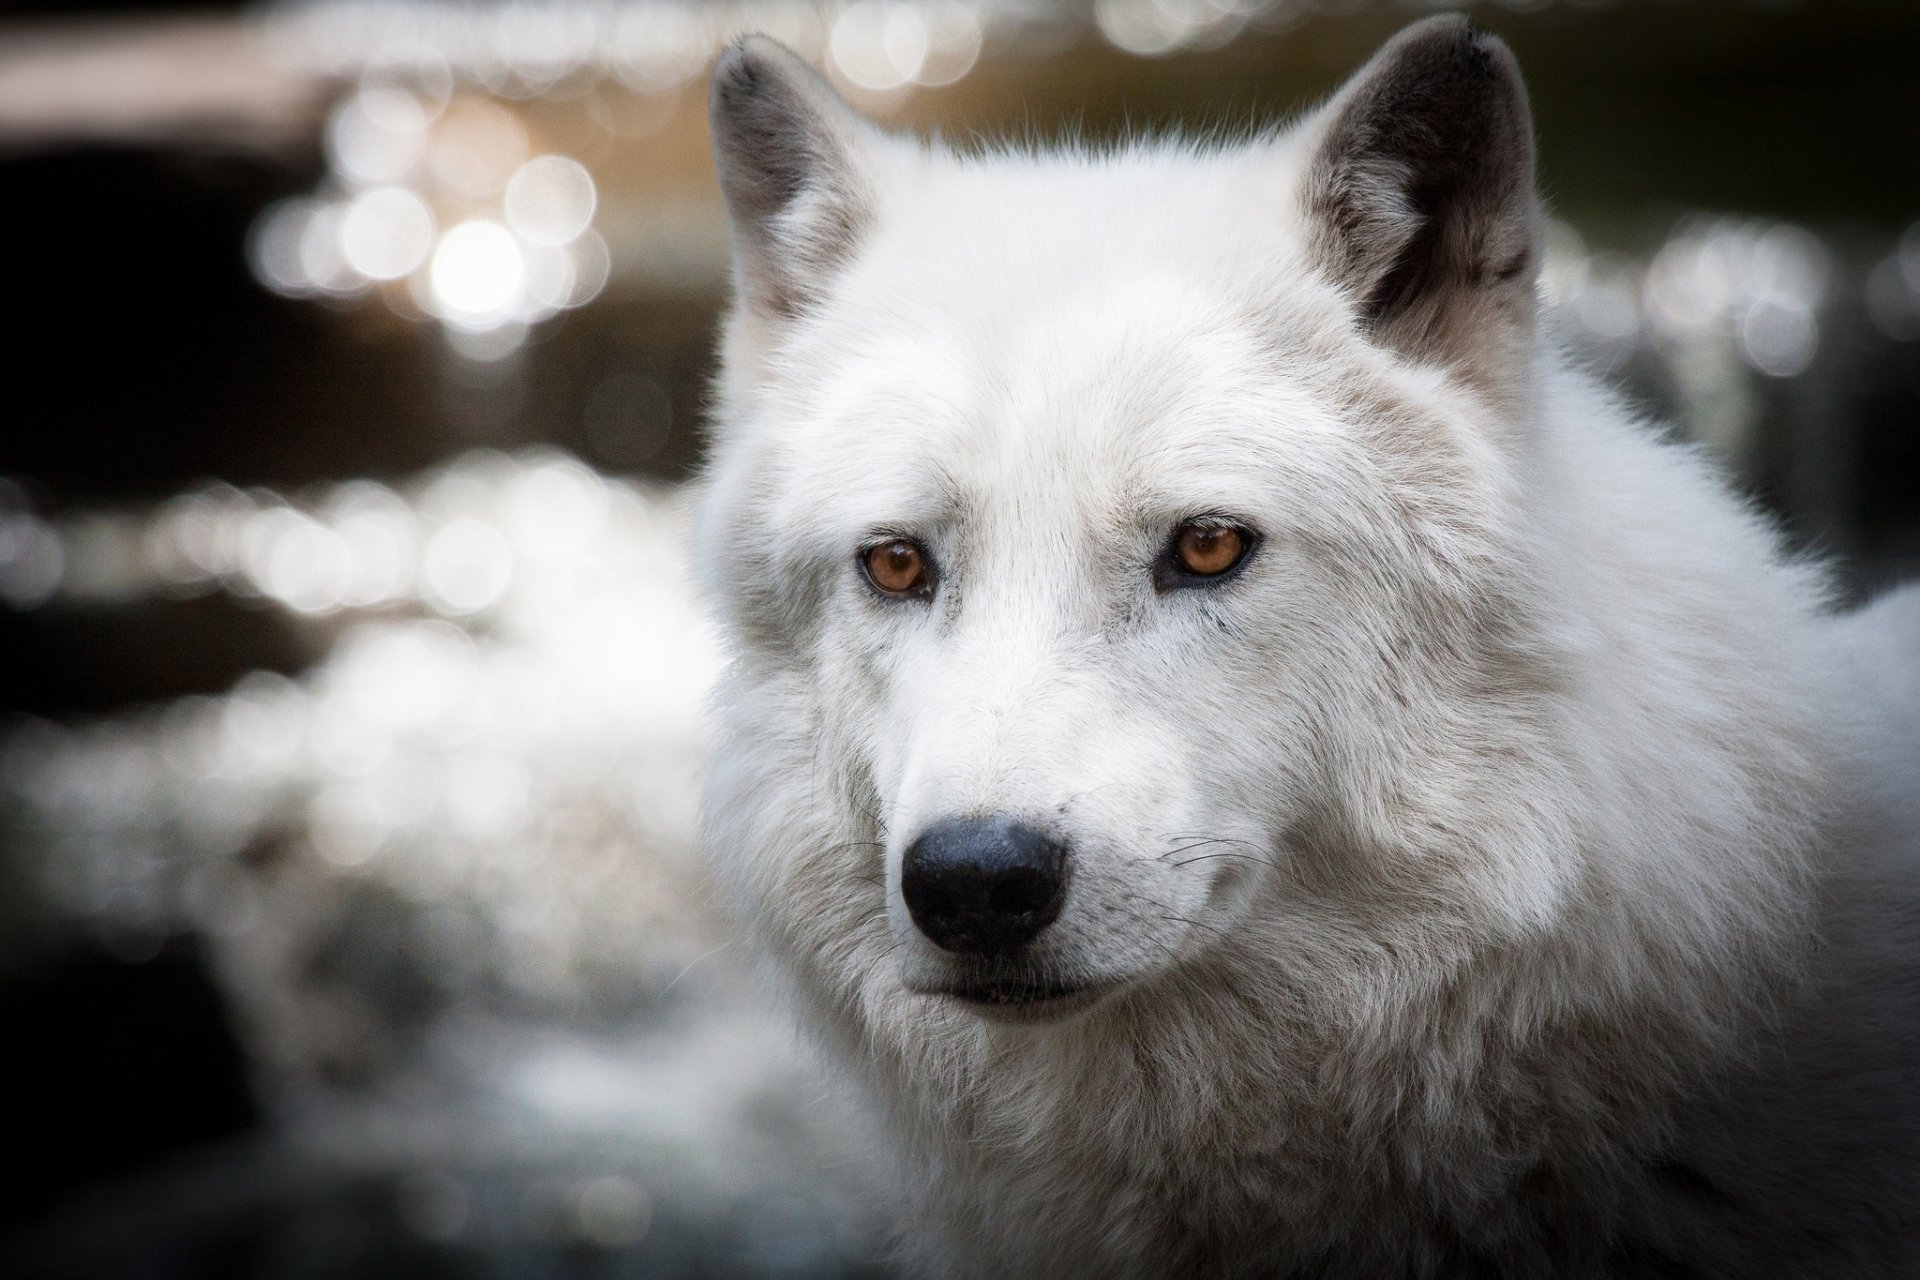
left=0, top=0, right=1915, bottom=1275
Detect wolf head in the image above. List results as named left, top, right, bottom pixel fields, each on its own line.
left=696, top=20, right=1810, bottom=1041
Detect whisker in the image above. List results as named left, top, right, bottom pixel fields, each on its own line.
left=1162, top=832, right=1262, bottom=849
left=1150, top=912, right=1231, bottom=942
left=1162, top=837, right=1230, bottom=858
left=1158, top=833, right=1280, bottom=873
left=1170, top=851, right=1282, bottom=872
left=659, top=937, right=739, bottom=996
left=823, top=840, right=885, bottom=854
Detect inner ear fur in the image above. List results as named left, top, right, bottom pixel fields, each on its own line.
left=1303, top=16, right=1541, bottom=397
left=709, top=35, right=885, bottom=320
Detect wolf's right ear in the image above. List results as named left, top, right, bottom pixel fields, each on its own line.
left=1299, top=17, right=1539, bottom=402
left=710, top=37, right=885, bottom=321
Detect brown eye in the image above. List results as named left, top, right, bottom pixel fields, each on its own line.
left=863, top=538, right=933, bottom=598
left=1155, top=521, right=1256, bottom=592
left=1175, top=524, right=1247, bottom=577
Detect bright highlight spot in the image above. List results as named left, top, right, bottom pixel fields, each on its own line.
left=0, top=512, right=65, bottom=607
left=327, top=85, right=432, bottom=187
left=296, top=202, right=359, bottom=296
left=1740, top=300, right=1818, bottom=378
left=1094, top=0, right=1190, bottom=57
left=422, top=518, right=513, bottom=614
left=918, top=2, right=985, bottom=86
left=430, top=221, right=525, bottom=328
left=427, top=98, right=529, bottom=198
left=504, top=155, right=598, bottom=247
left=341, top=187, right=436, bottom=281
left=563, top=230, right=612, bottom=310
left=831, top=3, right=926, bottom=92
left=248, top=198, right=321, bottom=297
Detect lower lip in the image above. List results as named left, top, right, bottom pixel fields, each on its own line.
left=943, top=983, right=1111, bottom=1023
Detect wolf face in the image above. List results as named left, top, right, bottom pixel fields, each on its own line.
left=700, top=18, right=1583, bottom=1030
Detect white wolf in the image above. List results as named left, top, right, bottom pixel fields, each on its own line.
left=695, top=17, right=1920, bottom=1277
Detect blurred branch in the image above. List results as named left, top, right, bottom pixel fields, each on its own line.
left=0, top=16, right=329, bottom=156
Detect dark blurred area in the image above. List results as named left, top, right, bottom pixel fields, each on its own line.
left=0, top=1, right=1915, bottom=1277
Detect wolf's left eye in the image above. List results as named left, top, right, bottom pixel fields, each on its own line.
left=862, top=538, right=935, bottom=600
left=1155, top=522, right=1256, bottom=591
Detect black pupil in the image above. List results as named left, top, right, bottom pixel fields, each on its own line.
left=1186, top=529, right=1235, bottom=570
left=882, top=544, right=918, bottom=585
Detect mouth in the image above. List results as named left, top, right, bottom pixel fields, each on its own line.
left=917, top=976, right=1115, bottom=1024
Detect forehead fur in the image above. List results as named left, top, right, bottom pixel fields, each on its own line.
left=854, top=138, right=1322, bottom=311
left=755, top=136, right=1339, bottom=383
left=743, top=146, right=1496, bottom=496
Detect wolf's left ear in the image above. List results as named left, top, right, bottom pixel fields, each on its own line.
left=1301, top=17, right=1539, bottom=397
left=710, top=36, right=888, bottom=321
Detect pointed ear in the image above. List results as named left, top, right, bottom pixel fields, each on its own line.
left=710, top=36, right=885, bottom=320
left=1301, top=17, right=1540, bottom=398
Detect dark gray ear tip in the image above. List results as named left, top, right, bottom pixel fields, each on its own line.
left=1336, top=14, right=1529, bottom=144
left=1394, top=11, right=1476, bottom=41
left=710, top=35, right=799, bottom=118
left=1379, top=14, right=1522, bottom=88
left=710, top=44, right=756, bottom=121
left=1386, top=12, right=1501, bottom=53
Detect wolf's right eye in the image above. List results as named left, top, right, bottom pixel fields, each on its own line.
left=862, top=538, right=935, bottom=600
left=1175, top=526, right=1246, bottom=576
left=1154, top=521, right=1257, bottom=592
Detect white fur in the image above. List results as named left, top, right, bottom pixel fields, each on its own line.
left=696, top=33, right=1920, bottom=1279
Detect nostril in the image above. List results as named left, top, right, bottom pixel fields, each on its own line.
left=901, top=816, right=1069, bottom=956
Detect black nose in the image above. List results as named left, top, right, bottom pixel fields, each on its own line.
left=901, top=817, right=1068, bottom=956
